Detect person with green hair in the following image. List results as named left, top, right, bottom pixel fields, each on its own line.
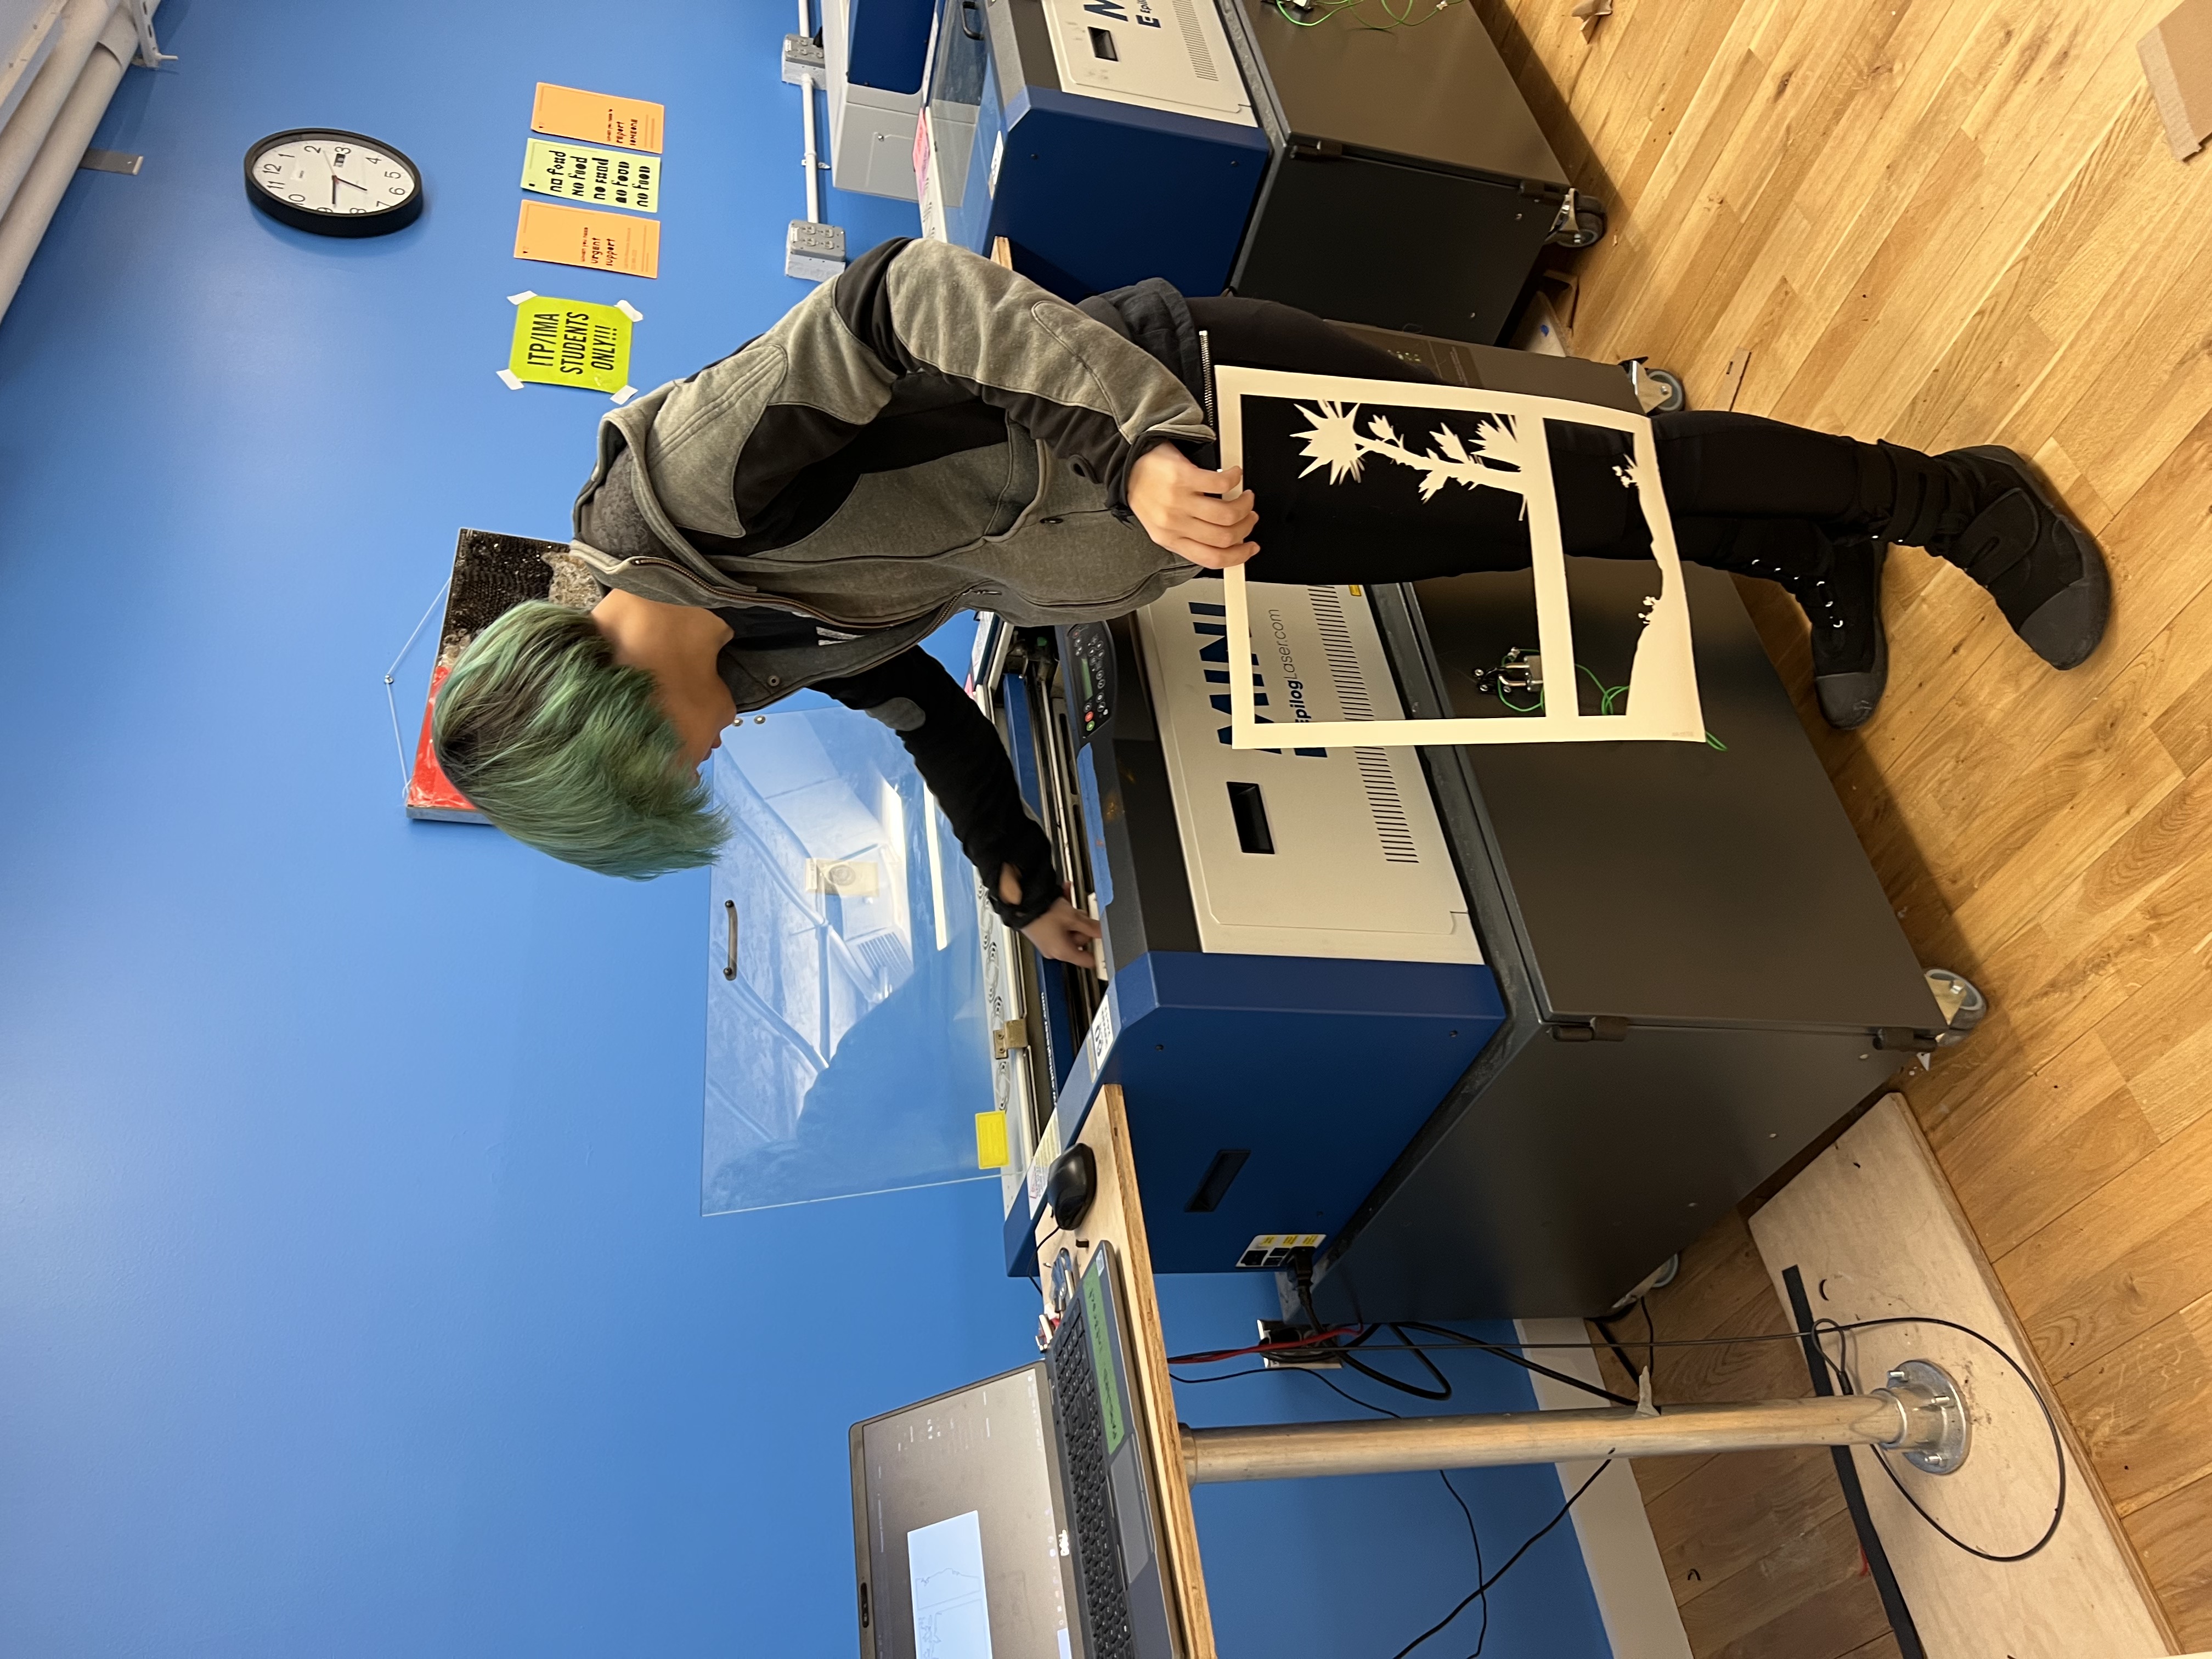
left=435, top=238, right=2110, bottom=966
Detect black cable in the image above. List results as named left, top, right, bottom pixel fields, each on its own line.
left=1333, top=1324, right=1454, bottom=1403
left=1178, top=1311, right=2067, bottom=1564
left=1186, top=1322, right=2012, bottom=1365
left=1303, top=1365, right=1401, bottom=1418
left=1171, top=1327, right=1631, bottom=1408
left=1173, top=1306, right=1638, bottom=1411
left=1386, top=1461, right=1611, bottom=1659
left=1435, top=1470, right=1489, bottom=1659
left=1588, top=1305, right=1643, bottom=1389
left=1176, top=1341, right=1612, bottom=1659
left=1390, top=1322, right=1637, bottom=1409
left=1178, top=1351, right=1504, bottom=1652
left=1291, top=1369, right=1493, bottom=1658
left=1818, top=1314, right=2067, bottom=1564
left=1288, top=1253, right=1453, bottom=1403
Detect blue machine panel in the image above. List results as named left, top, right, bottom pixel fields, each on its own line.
left=938, top=7, right=1268, bottom=300
left=1005, top=950, right=1504, bottom=1274
left=849, top=0, right=934, bottom=92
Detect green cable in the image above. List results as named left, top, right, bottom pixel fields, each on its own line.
left=1575, top=662, right=1634, bottom=716
left=1502, top=651, right=1728, bottom=747
left=1270, top=0, right=1464, bottom=30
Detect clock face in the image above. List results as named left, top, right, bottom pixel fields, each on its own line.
left=245, top=129, right=424, bottom=236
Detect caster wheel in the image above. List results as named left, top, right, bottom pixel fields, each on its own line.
left=1620, top=360, right=1688, bottom=414
left=1550, top=207, right=1606, bottom=250
left=1924, top=967, right=1988, bottom=1046
left=1547, top=191, right=1607, bottom=250
left=1644, top=367, right=1687, bottom=413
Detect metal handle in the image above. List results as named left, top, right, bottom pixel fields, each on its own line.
left=960, top=0, right=983, bottom=38
left=723, top=900, right=740, bottom=980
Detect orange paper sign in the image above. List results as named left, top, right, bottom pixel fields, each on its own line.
left=531, top=83, right=664, bottom=153
left=514, top=201, right=661, bottom=277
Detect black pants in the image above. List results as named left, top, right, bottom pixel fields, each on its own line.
left=1183, top=296, right=1894, bottom=588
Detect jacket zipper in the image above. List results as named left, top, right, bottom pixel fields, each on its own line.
left=600, top=553, right=941, bottom=632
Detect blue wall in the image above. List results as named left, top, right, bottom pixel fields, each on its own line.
left=0, top=2, right=1609, bottom=1654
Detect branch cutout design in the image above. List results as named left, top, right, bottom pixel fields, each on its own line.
left=1217, top=368, right=1705, bottom=749
left=1293, top=400, right=1535, bottom=501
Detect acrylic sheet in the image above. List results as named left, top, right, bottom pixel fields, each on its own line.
left=702, top=705, right=991, bottom=1215
left=1215, top=366, right=1704, bottom=748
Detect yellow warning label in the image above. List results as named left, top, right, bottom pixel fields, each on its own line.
left=974, top=1111, right=1011, bottom=1170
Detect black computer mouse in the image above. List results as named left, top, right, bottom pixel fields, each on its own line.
left=1045, top=1144, right=1097, bottom=1232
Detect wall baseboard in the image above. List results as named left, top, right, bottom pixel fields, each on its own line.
left=1513, top=1317, right=1694, bottom=1659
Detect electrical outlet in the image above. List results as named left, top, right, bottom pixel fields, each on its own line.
left=1256, top=1319, right=1342, bottom=1370
left=785, top=220, right=846, bottom=283
left=780, top=33, right=825, bottom=86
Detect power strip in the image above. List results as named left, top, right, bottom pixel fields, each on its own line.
left=1256, top=1319, right=1343, bottom=1371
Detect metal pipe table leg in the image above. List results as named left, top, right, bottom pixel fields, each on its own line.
left=1181, top=1365, right=1968, bottom=1485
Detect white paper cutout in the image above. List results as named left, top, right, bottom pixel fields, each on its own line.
left=1216, top=366, right=1703, bottom=749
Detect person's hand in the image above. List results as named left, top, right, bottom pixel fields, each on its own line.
left=1022, top=898, right=1103, bottom=967
left=1128, top=443, right=1258, bottom=569
left=1001, top=864, right=1103, bottom=967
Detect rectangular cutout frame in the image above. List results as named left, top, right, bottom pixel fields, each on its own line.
left=1215, top=367, right=1704, bottom=749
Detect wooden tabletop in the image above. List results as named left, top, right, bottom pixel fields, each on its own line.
left=1035, top=1083, right=1218, bottom=1659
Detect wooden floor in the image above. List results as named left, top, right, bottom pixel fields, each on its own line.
left=1586, top=1215, right=1902, bottom=1659
left=1463, top=0, right=2212, bottom=1649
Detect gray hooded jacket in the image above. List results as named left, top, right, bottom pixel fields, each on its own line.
left=567, top=237, right=1215, bottom=712
left=565, top=238, right=1215, bottom=926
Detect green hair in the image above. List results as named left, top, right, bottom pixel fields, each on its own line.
left=431, top=600, right=726, bottom=878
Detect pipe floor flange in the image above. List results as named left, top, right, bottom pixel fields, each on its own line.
left=1884, top=1358, right=1971, bottom=1475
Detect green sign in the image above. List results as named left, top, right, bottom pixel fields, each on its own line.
left=521, top=137, right=659, bottom=215
left=1083, top=1255, right=1126, bottom=1455
left=507, top=296, right=633, bottom=394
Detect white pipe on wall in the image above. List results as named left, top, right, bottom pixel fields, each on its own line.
left=797, top=0, right=821, bottom=224
left=0, top=0, right=122, bottom=222
left=0, top=0, right=140, bottom=321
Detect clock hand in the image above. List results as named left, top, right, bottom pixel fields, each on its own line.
left=333, top=174, right=369, bottom=194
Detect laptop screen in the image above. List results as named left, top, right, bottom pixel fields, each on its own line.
left=851, top=1363, right=1079, bottom=1659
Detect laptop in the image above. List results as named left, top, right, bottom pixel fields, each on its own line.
left=850, top=1241, right=1178, bottom=1659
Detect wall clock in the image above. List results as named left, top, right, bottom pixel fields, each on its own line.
left=245, top=129, right=424, bottom=237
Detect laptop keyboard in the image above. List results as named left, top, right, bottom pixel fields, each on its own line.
left=1051, top=1296, right=1136, bottom=1659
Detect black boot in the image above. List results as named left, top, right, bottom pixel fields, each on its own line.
left=1784, top=537, right=1889, bottom=730
left=1683, top=521, right=1889, bottom=730
left=1878, top=442, right=2111, bottom=669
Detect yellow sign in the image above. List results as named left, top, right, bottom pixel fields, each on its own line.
left=514, top=200, right=660, bottom=276
left=507, top=296, right=632, bottom=394
left=531, top=82, right=664, bottom=153
left=974, top=1111, right=1011, bottom=1171
left=522, top=138, right=658, bottom=214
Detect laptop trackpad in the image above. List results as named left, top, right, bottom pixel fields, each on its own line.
left=1109, top=1445, right=1152, bottom=1581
